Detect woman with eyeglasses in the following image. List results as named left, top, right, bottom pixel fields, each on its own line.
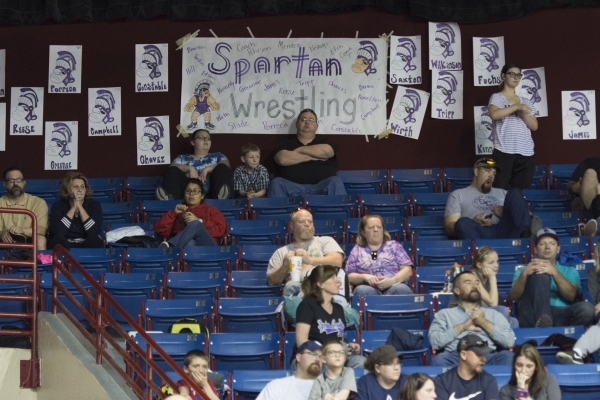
left=500, top=343, right=560, bottom=400
left=296, top=265, right=366, bottom=368
left=355, top=345, right=407, bottom=400
left=345, top=214, right=413, bottom=297
left=154, top=178, right=226, bottom=248
left=48, top=171, right=103, bottom=250
left=488, top=63, right=539, bottom=190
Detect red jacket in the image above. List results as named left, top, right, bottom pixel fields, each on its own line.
left=154, top=203, right=226, bottom=242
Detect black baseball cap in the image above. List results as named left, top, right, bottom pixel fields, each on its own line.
left=457, top=334, right=492, bottom=355
left=474, top=158, right=502, bottom=173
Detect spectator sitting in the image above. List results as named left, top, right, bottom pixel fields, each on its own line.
left=154, top=178, right=226, bottom=248
left=345, top=214, right=413, bottom=297
left=429, top=270, right=515, bottom=366
left=511, top=228, right=595, bottom=328
left=398, top=373, right=437, bottom=400
left=48, top=171, right=103, bottom=250
left=308, top=340, right=356, bottom=400
left=567, top=157, right=600, bottom=214
left=355, top=345, right=407, bottom=400
left=177, top=350, right=219, bottom=400
left=233, top=143, right=270, bottom=198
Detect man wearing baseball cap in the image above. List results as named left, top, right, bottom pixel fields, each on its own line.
left=444, top=158, right=541, bottom=240
left=511, top=228, right=595, bottom=328
left=434, top=334, right=500, bottom=400
left=256, top=340, right=323, bottom=400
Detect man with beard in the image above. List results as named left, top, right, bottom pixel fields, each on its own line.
left=444, top=158, right=540, bottom=240
left=511, top=228, right=595, bottom=328
left=266, top=208, right=345, bottom=299
left=256, top=340, right=323, bottom=400
left=429, top=271, right=514, bottom=366
left=0, top=168, right=48, bottom=250
left=434, top=334, right=500, bottom=400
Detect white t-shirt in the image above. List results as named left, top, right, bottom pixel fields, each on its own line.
left=489, top=92, right=537, bottom=156
left=256, top=375, right=316, bottom=400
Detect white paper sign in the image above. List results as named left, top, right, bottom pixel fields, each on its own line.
left=562, top=90, right=596, bottom=140
left=10, top=87, right=44, bottom=136
left=473, top=37, right=505, bottom=86
left=516, top=67, right=548, bottom=117
left=431, top=70, right=463, bottom=119
left=0, top=49, right=5, bottom=97
left=180, top=38, right=387, bottom=135
left=429, top=22, right=462, bottom=70
left=389, top=36, right=422, bottom=85
left=0, top=103, right=5, bottom=151
left=387, top=86, right=429, bottom=140
left=135, top=44, right=169, bottom=92
left=45, top=121, right=78, bottom=170
left=136, top=116, right=171, bottom=166
left=474, top=106, right=493, bottom=155
left=48, top=45, right=82, bottom=94
left=88, top=87, right=122, bottom=136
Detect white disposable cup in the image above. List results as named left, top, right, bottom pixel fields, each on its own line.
left=290, top=269, right=302, bottom=282
left=289, top=256, right=303, bottom=271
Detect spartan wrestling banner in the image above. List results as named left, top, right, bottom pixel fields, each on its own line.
left=45, top=121, right=78, bottom=170
left=180, top=38, right=387, bottom=135
left=135, top=44, right=169, bottom=92
left=562, top=90, right=596, bottom=140
left=48, top=45, right=82, bottom=94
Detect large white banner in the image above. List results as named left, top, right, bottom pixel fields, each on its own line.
left=180, top=38, right=387, bottom=135
left=474, top=106, right=493, bottom=155
left=0, top=49, right=5, bottom=97
left=10, top=87, right=44, bottom=136
left=388, top=87, right=429, bottom=140
left=135, top=44, right=169, bottom=92
left=136, top=116, right=171, bottom=166
left=516, top=67, right=548, bottom=117
left=0, top=103, right=5, bottom=151
left=431, top=70, right=463, bottom=119
left=389, top=35, right=422, bottom=85
left=562, top=90, right=596, bottom=140
left=45, top=121, right=78, bottom=170
left=473, top=37, right=505, bottom=86
left=88, top=87, right=122, bottom=136
left=48, top=45, right=82, bottom=94
left=429, top=22, right=462, bottom=70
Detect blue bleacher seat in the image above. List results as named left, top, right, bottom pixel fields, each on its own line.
left=231, top=370, right=290, bottom=400
left=435, top=293, right=453, bottom=312
left=534, top=211, right=581, bottom=236
left=361, top=294, right=434, bottom=330
left=415, top=266, right=449, bottom=294
left=482, top=365, right=512, bottom=390
left=126, top=176, right=162, bottom=202
left=547, top=363, right=600, bottom=400
left=144, top=298, right=215, bottom=332
left=68, top=247, right=123, bottom=279
left=401, top=365, right=446, bottom=378
left=203, top=198, right=248, bottom=221
left=443, top=167, right=472, bottom=192
left=229, top=219, right=288, bottom=246
left=229, top=270, right=283, bottom=297
left=360, top=329, right=431, bottom=366
left=559, top=236, right=590, bottom=260
left=24, top=178, right=61, bottom=203
left=390, top=168, right=441, bottom=193
left=474, top=238, right=530, bottom=265
left=248, top=197, right=302, bottom=220
left=103, top=272, right=163, bottom=330
left=140, top=200, right=181, bottom=224
left=407, top=216, right=447, bottom=241
left=311, top=218, right=345, bottom=244
left=166, top=271, right=226, bottom=303
left=101, top=202, right=136, bottom=224
left=524, top=189, right=573, bottom=212
left=346, top=217, right=405, bottom=243
left=124, top=247, right=179, bottom=274
left=412, top=192, right=450, bottom=216
left=209, top=332, right=281, bottom=370
left=305, top=194, right=358, bottom=220
left=282, top=331, right=296, bottom=369
left=180, top=245, right=238, bottom=274
left=415, top=239, right=471, bottom=267
left=548, top=163, right=578, bottom=190
left=513, top=325, right=585, bottom=365
left=40, top=272, right=92, bottom=327
left=238, top=244, right=280, bottom=271
left=531, top=164, right=547, bottom=189
left=337, top=169, right=389, bottom=195
left=217, top=297, right=282, bottom=333
left=361, top=193, right=411, bottom=219
left=87, top=177, right=123, bottom=202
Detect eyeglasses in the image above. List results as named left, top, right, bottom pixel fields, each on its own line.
left=325, top=351, right=345, bottom=357
left=184, top=189, right=202, bottom=195
left=371, top=251, right=378, bottom=260
left=505, top=72, right=523, bottom=79
left=299, top=118, right=316, bottom=123
left=5, top=178, right=24, bottom=184
left=194, top=136, right=211, bottom=142
left=301, top=351, right=320, bottom=357
left=463, top=340, right=488, bottom=350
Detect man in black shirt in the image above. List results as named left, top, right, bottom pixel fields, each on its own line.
left=567, top=158, right=600, bottom=236
left=267, top=109, right=347, bottom=197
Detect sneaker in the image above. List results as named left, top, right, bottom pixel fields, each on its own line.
left=155, top=186, right=173, bottom=201
left=204, top=121, right=216, bottom=130
left=556, top=350, right=583, bottom=364
left=159, top=241, right=170, bottom=249
left=535, top=314, right=553, bottom=327
left=572, top=196, right=585, bottom=211
left=217, top=184, right=230, bottom=199
left=186, top=121, right=197, bottom=130
left=529, top=215, right=543, bottom=240
left=584, top=218, right=598, bottom=238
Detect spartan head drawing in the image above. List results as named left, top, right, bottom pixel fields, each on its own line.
left=393, top=89, right=422, bottom=124
left=138, top=117, right=165, bottom=153
left=136, top=45, right=163, bottom=79
left=12, top=88, right=39, bottom=123
left=89, top=90, right=116, bottom=125
left=430, top=23, right=456, bottom=59
left=50, top=51, right=77, bottom=86
left=432, top=71, right=458, bottom=106
left=392, top=38, right=417, bottom=72
left=564, top=92, right=591, bottom=127
left=47, top=123, right=73, bottom=158
left=474, top=38, right=500, bottom=72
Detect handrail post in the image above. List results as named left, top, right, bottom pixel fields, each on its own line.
left=95, top=290, right=103, bottom=364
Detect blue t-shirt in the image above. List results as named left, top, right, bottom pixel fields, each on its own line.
left=434, top=367, right=499, bottom=400
left=173, top=152, right=227, bottom=192
left=512, top=261, right=580, bottom=307
left=355, top=372, right=407, bottom=400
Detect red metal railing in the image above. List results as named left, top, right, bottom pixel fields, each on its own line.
left=50, top=244, right=212, bottom=399
left=0, top=208, right=40, bottom=388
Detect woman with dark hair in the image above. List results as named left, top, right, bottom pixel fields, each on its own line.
left=154, top=178, right=226, bottom=247
left=48, top=171, right=103, bottom=249
left=355, top=345, right=406, bottom=400
left=296, top=265, right=365, bottom=368
left=488, top=62, right=539, bottom=190
left=346, top=214, right=413, bottom=297
left=500, top=343, right=560, bottom=400
left=397, top=373, right=437, bottom=400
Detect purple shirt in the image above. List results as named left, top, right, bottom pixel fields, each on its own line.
left=345, top=240, right=412, bottom=279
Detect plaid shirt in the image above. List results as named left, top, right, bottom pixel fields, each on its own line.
left=233, top=165, right=270, bottom=192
